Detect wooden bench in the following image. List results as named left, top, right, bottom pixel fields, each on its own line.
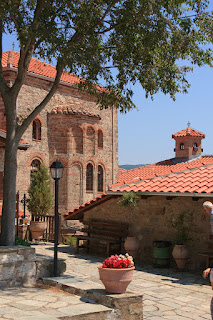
left=73, top=220, right=129, bottom=256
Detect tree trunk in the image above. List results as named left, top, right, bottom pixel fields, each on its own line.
left=0, top=98, right=19, bottom=246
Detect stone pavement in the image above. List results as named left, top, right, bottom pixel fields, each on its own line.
left=0, top=284, right=110, bottom=320
left=34, top=243, right=213, bottom=320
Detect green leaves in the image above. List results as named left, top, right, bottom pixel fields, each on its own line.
left=1, top=0, right=213, bottom=112
left=27, top=164, right=52, bottom=218
left=118, top=192, right=139, bottom=209
left=168, top=210, right=194, bottom=245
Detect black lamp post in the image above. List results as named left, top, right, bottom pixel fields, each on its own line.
left=50, top=160, right=64, bottom=277
left=21, top=193, right=27, bottom=219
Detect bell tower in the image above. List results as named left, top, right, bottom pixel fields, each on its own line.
left=172, top=122, right=205, bottom=161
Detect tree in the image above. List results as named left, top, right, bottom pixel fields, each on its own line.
left=27, top=165, right=52, bottom=219
left=0, top=0, right=212, bottom=245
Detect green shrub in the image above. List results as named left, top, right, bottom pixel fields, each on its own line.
left=27, top=165, right=52, bottom=219
left=15, top=236, right=31, bottom=247
left=64, top=235, right=77, bottom=246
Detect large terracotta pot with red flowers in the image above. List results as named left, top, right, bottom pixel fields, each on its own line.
left=98, top=253, right=135, bottom=294
left=98, top=265, right=135, bottom=294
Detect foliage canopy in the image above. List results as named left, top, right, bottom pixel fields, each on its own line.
left=0, top=0, right=213, bottom=245
left=1, top=0, right=213, bottom=113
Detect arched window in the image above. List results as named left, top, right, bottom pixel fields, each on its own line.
left=180, top=143, right=184, bottom=150
left=32, top=119, right=41, bottom=140
left=98, top=130, right=103, bottom=148
left=86, top=163, right=93, bottom=191
left=193, top=142, right=198, bottom=151
left=30, top=159, right=41, bottom=180
left=98, top=165, right=103, bottom=192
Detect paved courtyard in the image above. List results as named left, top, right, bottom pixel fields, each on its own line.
left=0, top=242, right=212, bottom=319
left=34, top=243, right=213, bottom=320
left=0, top=283, right=109, bottom=320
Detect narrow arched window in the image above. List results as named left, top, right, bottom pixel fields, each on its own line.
left=98, top=165, right=103, bottom=192
left=98, top=130, right=103, bottom=148
left=193, top=142, right=198, bottom=151
left=32, top=119, right=41, bottom=140
left=180, top=143, right=184, bottom=150
left=86, top=163, right=93, bottom=191
left=30, top=159, right=41, bottom=181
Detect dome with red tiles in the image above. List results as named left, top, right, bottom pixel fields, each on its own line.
left=172, top=127, right=205, bottom=138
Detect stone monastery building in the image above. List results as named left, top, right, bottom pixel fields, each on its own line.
left=0, top=51, right=118, bottom=214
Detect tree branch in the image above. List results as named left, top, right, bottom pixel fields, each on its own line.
left=91, top=0, right=118, bottom=31
left=16, top=62, right=64, bottom=141
left=12, top=0, right=46, bottom=96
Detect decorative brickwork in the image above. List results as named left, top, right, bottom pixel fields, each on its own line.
left=0, top=53, right=118, bottom=217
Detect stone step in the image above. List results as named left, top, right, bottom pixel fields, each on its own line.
left=42, top=275, right=143, bottom=320
left=54, top=302, right=113, bottom=320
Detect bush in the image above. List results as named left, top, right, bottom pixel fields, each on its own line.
left=64, top=235, right=77, bottom=246
left=15, top=236, right=31, bottom=247
left=27, top=165, right=52, bottom=219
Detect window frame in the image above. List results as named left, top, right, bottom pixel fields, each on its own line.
left=98, top=165, right=104, bottom=192
left=86, top=163, right=93, bottom=191
left=32, top=119, right=41, bottom=141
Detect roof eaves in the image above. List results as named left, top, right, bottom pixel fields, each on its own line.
left=65, top=194, right=114, bottom=220
left=107, top=190, right=213, bottom=197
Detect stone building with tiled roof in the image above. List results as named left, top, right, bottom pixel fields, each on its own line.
left=65, top=126, right=213, bottom=269
left=0, top=51, right=118, bottom=214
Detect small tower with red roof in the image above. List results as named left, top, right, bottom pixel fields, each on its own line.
left=172, top=122, right=205, bottom=161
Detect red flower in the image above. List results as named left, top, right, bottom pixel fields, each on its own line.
left=101, top=253, right=134, bottom=269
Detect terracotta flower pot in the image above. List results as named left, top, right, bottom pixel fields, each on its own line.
left=172, top=244, right=189, bottom=269
left=29, top=221, right=47, bottom=240
left=98, top=266, right=135, bottom=294
left=124, top=237, right=139, bottom=258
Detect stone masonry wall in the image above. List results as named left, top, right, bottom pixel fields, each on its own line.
left=83, top=195, right=211, bottom=269
left=0, top=246, right=36, bottom=287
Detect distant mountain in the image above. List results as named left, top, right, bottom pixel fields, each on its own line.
left=119, top=164, right=146, bottom=170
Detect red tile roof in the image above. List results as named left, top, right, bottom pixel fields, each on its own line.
left=172, top=127, right=205, bottom=138
left=51, top=106, right=101, bottom=119
left=64, top=194, right=111, bottom=220
left=0, top=204, right=29, bottom=217
left=110, top=163, right=213, bottom=193
left=115, top=155, right=213, bottom=185
left=65, top=156, right=213, bottom=220
left=2, top=51, right=80, bottom=85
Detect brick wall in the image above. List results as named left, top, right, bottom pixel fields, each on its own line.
left=0, top=70, right=118, bottom=215
left=83, top=195, right=211, bottom=269
left=174, top=136, right=203, bottom=158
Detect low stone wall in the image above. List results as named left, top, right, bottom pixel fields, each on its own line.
left=0, top=246, right=36, bottom=287
left=0, top=246, right=66, bottom=287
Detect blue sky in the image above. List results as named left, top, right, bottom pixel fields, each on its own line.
left=3, top=33, right=213, bottom=166
left=118, top=63, right=213, bottom=165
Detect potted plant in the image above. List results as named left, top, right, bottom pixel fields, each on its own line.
left=98, top=253, right=135, bottom=293
left=27, top=165, right=52, bottom=240
left=168, top=210, right=193, bottom=269
left=118, top=192, right=139, bottom=257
